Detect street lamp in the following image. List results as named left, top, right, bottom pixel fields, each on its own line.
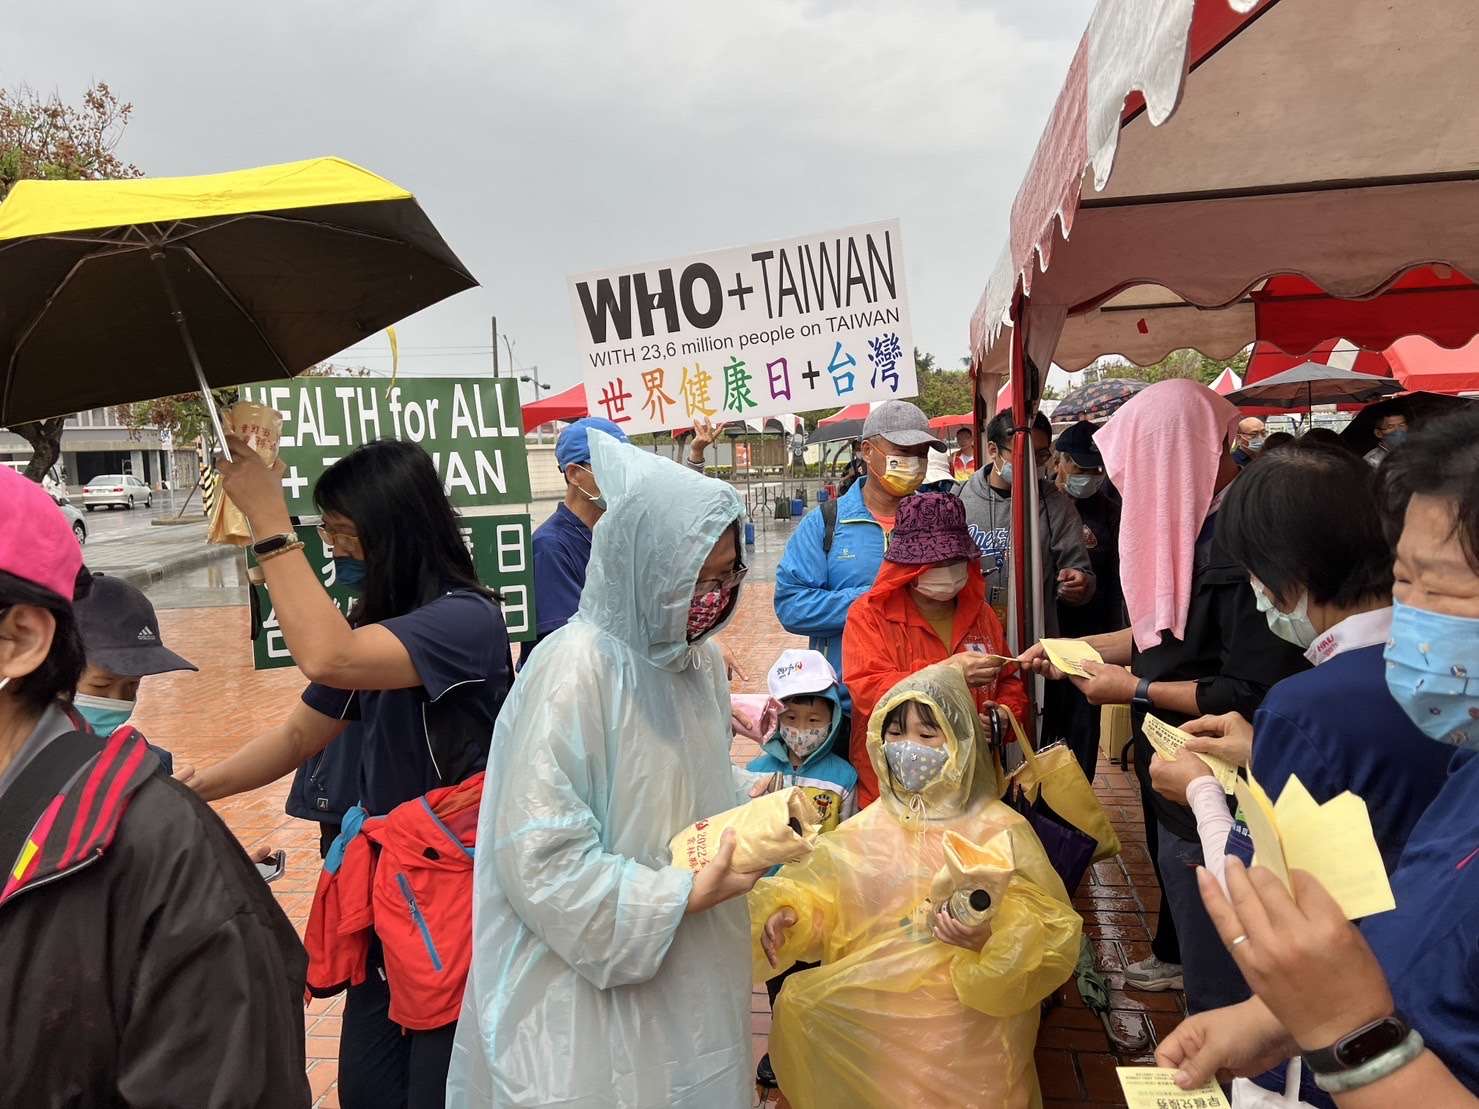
left=519, top=369, right=551, bottom=444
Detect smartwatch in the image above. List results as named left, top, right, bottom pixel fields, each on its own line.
left=1131, top=677, right=1153, bottom=711
left=250, top=532, right=298, bottom=557
left=1304, top=1014, right=1412, bottom=1076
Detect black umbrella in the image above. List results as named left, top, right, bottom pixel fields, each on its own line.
left=1052, top=378, right=1150, bottom=422
left=808, top=420, right=865, bottom=444
left=0, top=156, right=476, bottom=454
left=1226, top=362, right=1400, bottom=411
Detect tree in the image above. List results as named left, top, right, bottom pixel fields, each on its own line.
left=912, top=347, right=973, bottom=419
left=1082, top=347, right=1251, bottom=387
left=0, top=82, right=142, bottom=481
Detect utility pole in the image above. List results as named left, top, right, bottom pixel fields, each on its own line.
left=491, top=316, right=499, bottom=377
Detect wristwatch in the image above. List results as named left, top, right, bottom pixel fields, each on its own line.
left=1305, top=1014, right=1412, bottom=1076
left=1131, top=676, right=1153, bottom=711
left=250, top=532, right=298, bottom=557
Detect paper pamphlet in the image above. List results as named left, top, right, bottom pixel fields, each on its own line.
left=1040, top=638, right=1103, bottom=678
left=1116, top=1067, right=1230, bottom=1108
left=1232, top=773, right=1395, bottom=919
left=1143, top=714, right=1239, bottom=794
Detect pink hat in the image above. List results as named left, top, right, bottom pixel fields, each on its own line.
left=0, top=468, right=82, bottom=600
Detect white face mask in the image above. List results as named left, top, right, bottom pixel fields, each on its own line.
left=1250, top=579, right=1318, bottom=649
left=915, top=563, right=969, bottom=602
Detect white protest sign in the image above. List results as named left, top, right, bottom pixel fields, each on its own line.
left=570, top=219, right=914, bottom=434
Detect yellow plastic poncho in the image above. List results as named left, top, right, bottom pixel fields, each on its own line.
left=749, top=664, right=1082, bottom=1109
left=447, top=430, right=752, bottom=1108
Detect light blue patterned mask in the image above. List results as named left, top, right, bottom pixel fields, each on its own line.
left=883, top=739, right=948, bottom=793
left=1384, top=599, right=1479, bottom=749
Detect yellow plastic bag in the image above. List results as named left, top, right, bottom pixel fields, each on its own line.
left=669, top=786, right=821, bottom=873
left=207, top=401, right=283, bottom=546
left=925, top=828, right=1016, bottom=930
left=1002, top=704, right=1121, bottom=863
left=1100, top=703, right=1133, bottom=761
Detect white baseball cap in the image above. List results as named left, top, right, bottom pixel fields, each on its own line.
left=767, top=648, right=838, bottom=701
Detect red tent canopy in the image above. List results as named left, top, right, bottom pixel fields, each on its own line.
left=929, top=413, right=973, bottom=430
left=522, top=382, right=588, bottom=432
left=1385, top=335, right=1479, bottom=395
left=819, top=402, right=872, bottom=426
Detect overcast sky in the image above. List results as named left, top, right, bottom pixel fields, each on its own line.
left=4, top=0, right=1094, bottom=398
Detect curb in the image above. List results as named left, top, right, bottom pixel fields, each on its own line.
left=100, top=543, right=241, bottom=588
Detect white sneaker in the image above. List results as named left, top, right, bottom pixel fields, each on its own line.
left=1123, top=956, right=1183, bottom=991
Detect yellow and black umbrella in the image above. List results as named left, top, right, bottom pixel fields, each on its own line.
left=0, top=156, right=475, bottom=453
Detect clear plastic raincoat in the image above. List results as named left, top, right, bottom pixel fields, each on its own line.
left=447, top=430, right=753, bottom=1108
left=749, top=663, right=1082, bottom=1109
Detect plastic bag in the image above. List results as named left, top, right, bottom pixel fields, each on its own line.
left=670, top=786, right=821, bottom=873
left=208, top=401, right=282, bottom=546
left=730, top=693, right=781, bottom=741
left=1002, top=703, right=1121, bottom=862
left=925, top=828, right=1016, bottom=930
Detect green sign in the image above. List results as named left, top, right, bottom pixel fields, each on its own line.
left=237, top=377, right=532, bottom=516
left=250, top=515, right=535, bottom=670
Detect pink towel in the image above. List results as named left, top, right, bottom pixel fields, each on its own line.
left=1094, top=379, right=1240, bottom=652
left=730, top=694, right=781, bottom=741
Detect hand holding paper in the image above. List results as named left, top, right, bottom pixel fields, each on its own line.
left=1038, top=638, right=1103, bottom=679
left=1116, top=1067, right=1230, bottom=1108
left=1232, top=774, right=1395, bottom=919
left=1144, top=714, right=1239, bottom=793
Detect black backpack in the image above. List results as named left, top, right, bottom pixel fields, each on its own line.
left=821, top=497, right=840, bottom=556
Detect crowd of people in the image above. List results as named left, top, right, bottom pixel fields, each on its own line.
left=0, top=376, right=1475, bottom=1108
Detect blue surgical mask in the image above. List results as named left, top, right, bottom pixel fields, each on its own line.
left=883, top=739, right=949, bottom=793
left=1250, top=579, right=1318, bottom=649
left=1384, top=599, right=1479, bottom=748
left=334, top=557, right=367, bottom=593
left=996, top=460, right=1013, bottom=485
left=73, top=692, right=135, bottom=735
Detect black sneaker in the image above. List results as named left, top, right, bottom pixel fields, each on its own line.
left=756, top=1053, right=778, bottom=1089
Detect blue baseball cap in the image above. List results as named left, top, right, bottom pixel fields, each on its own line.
left=556, top=417, right=628, bottom=470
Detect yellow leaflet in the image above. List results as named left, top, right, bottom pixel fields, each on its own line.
left=1040, top=638, right=1103, bottom=679
left=1144, top=714, right=1238, bottom=793
left=1234, top=773, right=1394, bottom=919
left=1233, top=775, right=1289, bottom=885
left=1116, top=1067, right=1230, bottom=1109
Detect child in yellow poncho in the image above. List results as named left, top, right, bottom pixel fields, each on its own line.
left=749, top=663, right=1082, bottom=1109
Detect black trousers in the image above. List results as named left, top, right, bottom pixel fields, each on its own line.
left=338, top=940, right=457, bottom=1109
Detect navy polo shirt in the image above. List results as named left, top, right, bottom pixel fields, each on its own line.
left=1251, top=645, right=1453, bottom=870
left=1362, top=748, right=1479, bottom=1092
left=302, top=590, right=510, bottom=815
left=521, top=503, right=593, bottom=667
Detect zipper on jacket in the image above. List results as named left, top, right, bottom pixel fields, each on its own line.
left=395, top=872, right=444, bottom=972
left=0, top=849, right=105, bottom=914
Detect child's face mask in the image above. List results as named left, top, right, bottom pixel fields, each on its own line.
left=883, top=740, right=948, bottom=793
left=780, top=724, right=828, bottom=760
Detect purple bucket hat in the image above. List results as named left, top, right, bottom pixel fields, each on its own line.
left=885, top=493, right=981, bottom=565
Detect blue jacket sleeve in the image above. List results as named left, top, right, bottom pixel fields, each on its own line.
left=773, top=512, right=870, bottom=638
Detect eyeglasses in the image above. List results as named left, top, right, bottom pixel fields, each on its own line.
left=316, top=524, right=360, bottom=548
left=696, top=562, right=749, bottom=595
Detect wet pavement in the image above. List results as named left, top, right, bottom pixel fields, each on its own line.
left=133, top=576, right=1171, bottom=1108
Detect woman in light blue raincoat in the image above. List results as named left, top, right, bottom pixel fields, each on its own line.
left=447, top=430, right=761, bottom=1108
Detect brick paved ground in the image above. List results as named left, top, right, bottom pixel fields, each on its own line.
left=133, top=584, right=1180, bottom=1108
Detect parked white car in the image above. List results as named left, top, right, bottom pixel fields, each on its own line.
left=82, top=473, right=152, bottom=511
left=51, top=492, right=87, bottom=545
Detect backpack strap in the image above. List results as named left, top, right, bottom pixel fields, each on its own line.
left=0, top=730, right=104, bottom=883
left=821, top=496, right=840, bottom=556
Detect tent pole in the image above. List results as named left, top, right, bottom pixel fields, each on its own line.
left=1008, top=285, right=1037, bottom=743
left=149, top=246, right=233, bottom=463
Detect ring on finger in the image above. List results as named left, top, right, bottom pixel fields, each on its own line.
left=1230, top=934, right=1249, bottom=948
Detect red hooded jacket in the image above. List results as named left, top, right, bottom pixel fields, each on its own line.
left=842, top=560, right=1028, bottom=806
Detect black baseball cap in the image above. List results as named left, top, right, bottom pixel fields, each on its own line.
left=75, top=574, right=198, bottom=677
left=1055, top=421, right=1105, bottom=470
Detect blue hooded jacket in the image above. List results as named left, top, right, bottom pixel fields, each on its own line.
left=773, top=478, right=885, bottom=713
left=744, top=683, right=858, bottom=833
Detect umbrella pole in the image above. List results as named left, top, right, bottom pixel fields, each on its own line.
left=148, top=247, right=233, bottom=463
